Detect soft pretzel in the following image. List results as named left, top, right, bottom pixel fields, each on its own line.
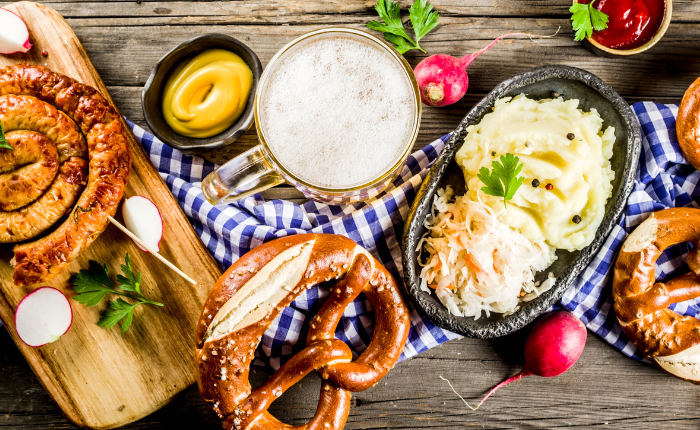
left=677, top=76, right=700, bottom=171
left=613, top=208, right=700, bottom=382
left=195, top=234, right=410, bottom=430
left=0, top=64, right=131, bottom=286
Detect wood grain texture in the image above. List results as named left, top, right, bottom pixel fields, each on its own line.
left=0, top=0, right=699, bottom=429
left=0, top=2, right=221, bottom=429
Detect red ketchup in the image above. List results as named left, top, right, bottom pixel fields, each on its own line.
left=587, top=0, right=666, bottom=50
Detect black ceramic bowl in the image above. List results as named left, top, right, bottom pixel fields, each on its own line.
left=402, top=65, right=641, bottom=338
left=142, top=34, right=262, bottom=154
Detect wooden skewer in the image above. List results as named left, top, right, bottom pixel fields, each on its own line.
left=107, top=216, right=197, bottom=285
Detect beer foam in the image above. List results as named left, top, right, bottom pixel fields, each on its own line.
left=260, top=34, right=416, bottom=189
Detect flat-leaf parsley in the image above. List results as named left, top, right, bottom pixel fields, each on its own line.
left=477, top=153, right=525, bottom=209
left=366, top=0, right=439, bottom=54
left=69, top=253, right=163, bottom=333
left=570, top=2, right=609, bottom=42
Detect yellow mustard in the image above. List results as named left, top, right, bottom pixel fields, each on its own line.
left=162, top=49, right=253, bottom=138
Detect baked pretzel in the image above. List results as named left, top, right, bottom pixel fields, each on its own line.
left=613, top=208, right=700, bottom=382
left=196, top=234, right=410, bottom=430
left=677, top=76, right=700, bottom=171
left=0, top=64, right=131, bottom=286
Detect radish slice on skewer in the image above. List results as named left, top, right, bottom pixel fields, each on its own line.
left=0, top=8, right=32, bottom=54
left=122, top=196, right=163, bottom=253
left=15, top=287, right=72, bottom=347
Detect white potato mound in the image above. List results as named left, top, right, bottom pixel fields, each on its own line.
left=455, top=94, right=616, bottom=252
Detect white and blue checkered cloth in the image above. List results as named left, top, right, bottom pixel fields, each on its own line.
left=5, top=103, right=696, bottom=368
left=126, top=102, right=699, bottom=368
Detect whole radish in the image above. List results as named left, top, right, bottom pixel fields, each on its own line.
left=475, top=311, right=587, bottom=409
left=414, top=33, right=542, bottom=107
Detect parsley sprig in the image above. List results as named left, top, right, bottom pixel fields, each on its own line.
left=477, top=153, right=525, bottom=209
left=570, top=2, right=609, bottom=42
left=366, top=0, right=439, bottom=54
left=0, top=123, right=12, bottom=151
left=69, top=253, right=164, bottom=333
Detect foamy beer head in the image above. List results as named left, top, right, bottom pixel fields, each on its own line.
left=256, top=29, right=420, bottom=191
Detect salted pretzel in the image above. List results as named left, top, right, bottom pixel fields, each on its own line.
left=0, top=64, right=131, bottom=286
left=196, top=234, right=410, bottom=430
left=677, top=76, right=700, bottom=171
left=613, top=208, right=700, bottom=382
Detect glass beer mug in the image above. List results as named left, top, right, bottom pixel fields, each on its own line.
left=201, top=28, right=421, bottom=205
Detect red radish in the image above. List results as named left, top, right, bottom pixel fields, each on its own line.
left=15, top=287, right=72, bottom=347
left=0, top=8, right=32, bottom=54
left=414, top=33, right=541, bottom=107
left=475, top=311, right=587, bottom=409
left=122, top=195, right=163, bottom=253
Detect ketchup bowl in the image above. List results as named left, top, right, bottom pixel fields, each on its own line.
left=574, top=0, right=673, bottom=57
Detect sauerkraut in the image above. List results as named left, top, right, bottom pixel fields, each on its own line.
left=418, top=186, right=557, bottom=319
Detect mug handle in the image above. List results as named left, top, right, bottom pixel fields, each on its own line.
left=201, top=145, right=285, bottom=205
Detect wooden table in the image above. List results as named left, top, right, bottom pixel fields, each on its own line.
left=1, top=1, right=700, bottom=428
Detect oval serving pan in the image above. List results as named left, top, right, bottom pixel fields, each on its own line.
left=401, top=65, right=641, bottom=338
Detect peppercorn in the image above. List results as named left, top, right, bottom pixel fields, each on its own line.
left=532, top=179, right=540, bottom=187
left=546, top=183, right=553, bottom=190
left=491, top=151, right=496, bottom=156
left=551, top=91, right=559, bottom=98
left=572, top=215, right=582, bottom=224
left=525, top=140, right=532, bottom=147
left=41, top=50, right=48, bottom=57
left=567, top=133, right=575, bottom=140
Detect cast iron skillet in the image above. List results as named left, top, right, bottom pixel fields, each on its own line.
left=401, top=65, right=641, bottom=338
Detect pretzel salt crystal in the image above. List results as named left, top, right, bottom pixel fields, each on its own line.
left=196, top=233, right=410, bottom=430
left=678, top=76, right=700, bottom=171
left=613, top=208, right=700, bottom=381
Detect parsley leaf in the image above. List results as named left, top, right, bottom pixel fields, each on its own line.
left=589, top=5, right=609, bottom=32
left=570, top=2, right=609, bottom=41
left=476, top=153, right=525, bottom=208
left=0, top=123, right=12, bottom=151
left=367, top=0, right=440, bottom=54
left=69, top=253, right=163, bottom=333
left=383, top=33, right=418, bottom=54
left=409, top=0, right=440, bottom=46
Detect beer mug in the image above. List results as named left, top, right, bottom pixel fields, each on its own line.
left=201, top=28, right=421, bottom=205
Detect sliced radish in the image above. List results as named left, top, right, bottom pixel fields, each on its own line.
left=122, top=195, right=163, bottom=253
left=0, top=8, right=32, bottom=55
left=15, top=287, right=72, bottom=347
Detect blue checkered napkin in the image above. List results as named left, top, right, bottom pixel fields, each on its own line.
left=127, top=119, right=459, bottom=369
left=559, top=102, right=700, bottom=361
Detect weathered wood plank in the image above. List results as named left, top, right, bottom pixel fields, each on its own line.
left=13, top=0, right=700, bottom=23
left=2, top=326, right=700, bottom=429
left=64, top=21, right=700, bottom=99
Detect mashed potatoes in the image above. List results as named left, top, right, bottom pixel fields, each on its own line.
left=455, top=94, right=615, bottom=251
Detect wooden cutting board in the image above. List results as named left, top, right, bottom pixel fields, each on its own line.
left=0, top=2, right=222, bottom=429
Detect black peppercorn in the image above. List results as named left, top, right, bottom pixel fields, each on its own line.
left=567, top=133, right=575, bottom=140
left=532, top=179, right=540, bottom=187
left=551, top=91, right=560, bottom=98
left=491, top=151, right=496, bottom=156
left=572, top=215, right=582, bottom=224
